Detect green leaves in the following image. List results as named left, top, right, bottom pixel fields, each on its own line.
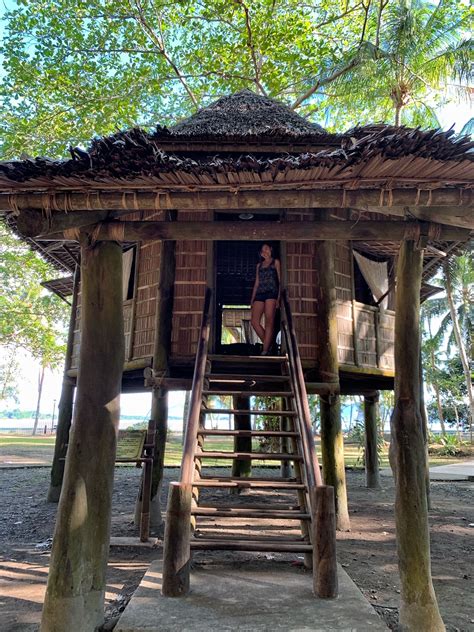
left=0, top=225, right=68, bottom=370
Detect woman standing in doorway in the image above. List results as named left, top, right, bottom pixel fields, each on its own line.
left=250, top=243, right=281, bottom=355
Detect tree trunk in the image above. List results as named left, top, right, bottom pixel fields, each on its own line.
left=232, top=395, right=252, bottom=481
left=427, top=317, right=446, bottom=436
left=315, top=232, right=350, bottom=531
left=419, top=349, right=431, bottom=510
left=444, top=261, right=474, bottom=431
left=32, top=365, right=45, bottom=436
left=364, top=392, right=380, bottom=489
left=41, top=240, right=124, bottom=632
left=47, top=265, right=80, bottom=502
left=148, top=387, right=168, bottom=528
left=389, top=240, right=444, bottom=631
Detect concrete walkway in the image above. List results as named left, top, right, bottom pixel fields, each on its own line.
left=116, top=559, right=388, bottom=632
left=381, top=459, right=474, bottom=481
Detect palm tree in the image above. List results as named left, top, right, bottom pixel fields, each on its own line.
left=424, top=252, right=474, bottom=432
left=316, top=0, right=473, bottom=127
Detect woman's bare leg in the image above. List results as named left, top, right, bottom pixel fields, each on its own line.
left=251, top=301, right=266, bottom=342
left=263, top=299, right=277, bottom=352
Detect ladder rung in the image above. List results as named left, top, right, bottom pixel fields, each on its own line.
left=207, top=374, right=290, bottom=382
left=191, top=539, right=312, bottom=552
left=196, top=451, right=302, bottom=461
left=195, top=531, right=308, bottom=542
left=203, top=390, right=293, bottom=397
left=198, top=430, right=298, bottom=437
left=209, top=355, right=287, bottom=362
left=193, top=479, right=306, bottom=490
left=191, top=507, right=310, bottom=519
left=197, top=503, right=301, bottom=511
left=200, top=408, right=296, bottom=416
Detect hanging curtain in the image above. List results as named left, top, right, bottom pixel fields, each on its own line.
left=122, top=248, right=134, bottom=300
left=353, top=251, right=388, bottom=310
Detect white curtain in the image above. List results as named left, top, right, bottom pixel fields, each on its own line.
left=353, top=251, right=388, bottom=310
left=122, top=248, right=134, bottom=300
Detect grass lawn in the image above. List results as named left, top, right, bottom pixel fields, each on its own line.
left=1, top=433, right=469, bottom=468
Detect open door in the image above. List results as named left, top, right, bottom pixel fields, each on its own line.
left=215, top=232, right=280, bottom=354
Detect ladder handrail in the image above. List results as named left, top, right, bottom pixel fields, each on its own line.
left=180, top=287, right=212, bottom=484
left=281, top=290, right=323, bottom=488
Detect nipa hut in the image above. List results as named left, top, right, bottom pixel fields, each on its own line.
left=1, top=90, right=473, bottom=632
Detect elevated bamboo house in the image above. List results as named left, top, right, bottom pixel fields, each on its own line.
left=1, top=90, right=473, bottom=631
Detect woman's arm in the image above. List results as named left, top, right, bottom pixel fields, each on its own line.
left=250, top=263, right=260, bottom=304
left=275, top=259, right=281, bottom=305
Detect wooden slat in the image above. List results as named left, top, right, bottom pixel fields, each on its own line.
left=203, top=390, right=293, bottom=397
left=196, top=451, right=302, bottom=461
left=198, top=430, right=298, bottom=437
left=201, top=408, right=297, bottom=416
left=191, top=507, right=311, bottom=519
left=207, top=374, right=290, bottom=382
left=192, top=479, right=306, bottom=489
left=190, top=539, right=312, bottom=552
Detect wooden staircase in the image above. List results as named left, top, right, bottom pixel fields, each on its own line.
left=162, top=289, right=337, bottom=598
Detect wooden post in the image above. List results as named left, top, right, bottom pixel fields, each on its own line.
left=389, top=240, right=444, bottom=631
left=162, top=482, right=192, bottom=597
left=232, top=395, right=252, bottom=481
left=315, top=229, right=350, bottom=531
left=47, top=265, right=80, bottom=502
left=364, top=392, right=381, bottom=489
left=311, top=485, right=338, bottom=598
left=141, top=216, right=176, bottom=528
left=41, top=241, right=124, bottom=632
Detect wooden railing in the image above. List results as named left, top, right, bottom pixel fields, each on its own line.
left=180, top=287, right=212, bottom=484
left=281, top=290, right=323, bottom=489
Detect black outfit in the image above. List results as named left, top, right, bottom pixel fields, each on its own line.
left=254, top=260, right=279, bottom=302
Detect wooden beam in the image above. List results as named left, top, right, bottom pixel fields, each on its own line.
left=15, top=208, right=130, bottom=238
left=37, top=220, right=471, bottom=242
left=4, top=188, right=473, bottom=228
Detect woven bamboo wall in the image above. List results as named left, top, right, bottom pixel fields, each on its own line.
left=379, top=310, right=395, bottom=370
left=285, top=211, right=318, bottom=360
left=334, top=241, right=355, bottom=365
left=354, top=304, right=378, bottom=367
left=171, top=210, right=211, bottom=356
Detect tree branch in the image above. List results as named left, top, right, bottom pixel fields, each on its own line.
left=234, top=0, right=267, bottom=95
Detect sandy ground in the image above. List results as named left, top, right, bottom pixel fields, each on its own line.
left=0, top=465, right=472, bottom=631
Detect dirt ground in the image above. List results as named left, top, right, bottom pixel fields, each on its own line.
left=0, top=465, right=472, bottom=631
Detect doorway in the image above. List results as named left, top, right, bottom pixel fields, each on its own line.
left=214, top=217, right=280, bottom=354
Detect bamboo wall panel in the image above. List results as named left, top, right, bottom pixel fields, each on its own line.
left=379, top=310, right=395, bottom=370
left=334, top=240, right=355, bottom=364
left=171, top=210, right=211, bottom=356
left=286, top=211, right=318, bottom=360
left=354, top=304, right=377, bottom=367
left=132, top=210, right=163, bottom=359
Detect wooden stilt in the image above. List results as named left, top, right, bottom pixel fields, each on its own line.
left=315, top=228, right=350, bottom=531
left=364, top=392, right=381, bottom=489
left=232, top=395, right=252, bottom=482
left=162, top=482, right=192, bottom=597
left=47, top=265, right=80, bottom=503
left=311, top=485, right=338, bottom=598
left=390, top=240, right=444, bottom=631
left=41, top=241, right=124, bottom=632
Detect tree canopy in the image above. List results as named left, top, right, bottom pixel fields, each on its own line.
left=1, top=0, right=472, bottom=158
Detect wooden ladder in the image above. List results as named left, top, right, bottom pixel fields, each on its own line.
left=162, top=289, right=337, bottom=598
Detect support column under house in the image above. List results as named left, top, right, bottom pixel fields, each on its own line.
left=390, top=239, right=444, bottom=631
left=364, top=392, right=381, bottom=489
left=315, top=227, right=350, bottom=532
left=41, top=240, right=124, bottom=632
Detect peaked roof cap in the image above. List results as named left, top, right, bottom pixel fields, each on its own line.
left=160, top=89, right=325, bottom=140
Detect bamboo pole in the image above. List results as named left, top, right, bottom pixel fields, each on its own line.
left=47, top=265, right=80, bottom=503
left=41, top=241, right=124, bottom=632
left=389, top=240, right=444, bottom=631
left=232, top=395, right=252, bottom=481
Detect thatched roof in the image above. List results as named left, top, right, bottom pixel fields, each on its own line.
left=164, top=89, right=326, bottom=139
left=0, top=91, right=472, bottom=189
